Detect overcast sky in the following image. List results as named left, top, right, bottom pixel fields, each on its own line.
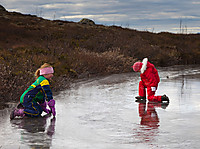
left=1, top=0, right=200, bottom=33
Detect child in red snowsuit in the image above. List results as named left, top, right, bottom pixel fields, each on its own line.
left=132, top=58, right=169, bottom=103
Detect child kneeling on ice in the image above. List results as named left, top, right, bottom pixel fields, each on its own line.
left=10, top=63, right=56, bottom=120
left=132, top=58, right=169, bottom=103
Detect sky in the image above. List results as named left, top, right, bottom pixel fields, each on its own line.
left=1, top=0, right=200, bottom=33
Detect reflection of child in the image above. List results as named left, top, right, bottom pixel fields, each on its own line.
left=10, top=115, right=56, bottom=148
left=10, top=63, right=56, bottom=120
left=139, top=102, right=159, bottom=127
left=139, top=101, right=169, bottom=127
left=132, top=58, right=169, bottom=103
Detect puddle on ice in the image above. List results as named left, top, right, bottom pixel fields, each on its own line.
left=0, top=65, right=200, bottom=149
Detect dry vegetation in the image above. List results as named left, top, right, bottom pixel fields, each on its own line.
left=0, top=5, right=200, bottom=102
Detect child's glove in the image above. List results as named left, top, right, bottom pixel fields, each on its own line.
left=151, top=87, right=156, bottom=91
left=48, top=99, right=56, bottom=117
left=39, top=102, right=50, bottom=114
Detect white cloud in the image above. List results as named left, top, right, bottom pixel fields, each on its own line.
left=61, top=14, right=95, bottom=19
left=192, top=2, right=200, bottom=4
left=1, top=0, right=200, bottom=33
left=41, top=3, right=85, bottom=9
left=60, top=13, right=127, bottom=22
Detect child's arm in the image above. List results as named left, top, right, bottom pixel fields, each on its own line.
left=40, top=79, right=53, bottom=101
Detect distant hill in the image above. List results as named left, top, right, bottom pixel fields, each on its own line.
left=0, top=5, right=200, bottom=102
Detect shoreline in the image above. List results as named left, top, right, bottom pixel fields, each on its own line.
left=1, top=64, right=199, bottom=110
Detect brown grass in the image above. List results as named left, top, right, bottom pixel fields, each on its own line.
left=0, top=8, right=200, bottom=102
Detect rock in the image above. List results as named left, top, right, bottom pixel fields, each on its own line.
left=0, top=5, right=7, bottom=12
left=78, top=18, right=95, bottom=26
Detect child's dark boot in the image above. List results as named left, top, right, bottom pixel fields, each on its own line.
left=161, top=95, right=169, bottom=103
left=135, top=96, right=146, bottom=103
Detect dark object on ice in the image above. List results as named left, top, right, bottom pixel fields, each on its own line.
left=161, top=95, right=169, bottom=103
left=161, top=102, right=169, bottom=109
left=151, top=101, right=169, bottom=109
left=135, top=96, right=146, bottom=103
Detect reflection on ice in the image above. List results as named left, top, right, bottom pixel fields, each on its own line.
left=10, top=114, right=56, bottom=148
left=138, top=102, right=169, bottom=128
left=0, top=65, right=200, bottom=148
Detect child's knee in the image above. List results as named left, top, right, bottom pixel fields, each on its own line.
left=147, top=96, right=154, bottom=101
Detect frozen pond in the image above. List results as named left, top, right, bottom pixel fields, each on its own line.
left=0, top=65, right=200, bottom=149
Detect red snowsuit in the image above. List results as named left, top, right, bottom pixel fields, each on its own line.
left=139, top=58, right=162, bottom=102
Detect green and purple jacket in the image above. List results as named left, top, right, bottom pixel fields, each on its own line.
left=20, top=76, right=53, bottom=104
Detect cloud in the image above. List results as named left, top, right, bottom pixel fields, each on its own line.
left=192, top=1, right=200, bottom=4
left=41, top=2, right=84, bottom=9
left=1, top=0, right=200, bottom=33
left=60, top=13, right=127, bottom=22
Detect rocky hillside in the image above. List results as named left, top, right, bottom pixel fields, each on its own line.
left=0, top=5, right=200, bottom=102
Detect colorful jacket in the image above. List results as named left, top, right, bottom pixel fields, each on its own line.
left=20, top=76, right=53, bottom=104
left=140, top=58, right=160, bottom=87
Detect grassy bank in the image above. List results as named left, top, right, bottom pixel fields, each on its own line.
left=0, top=5, right=200, bottom=102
